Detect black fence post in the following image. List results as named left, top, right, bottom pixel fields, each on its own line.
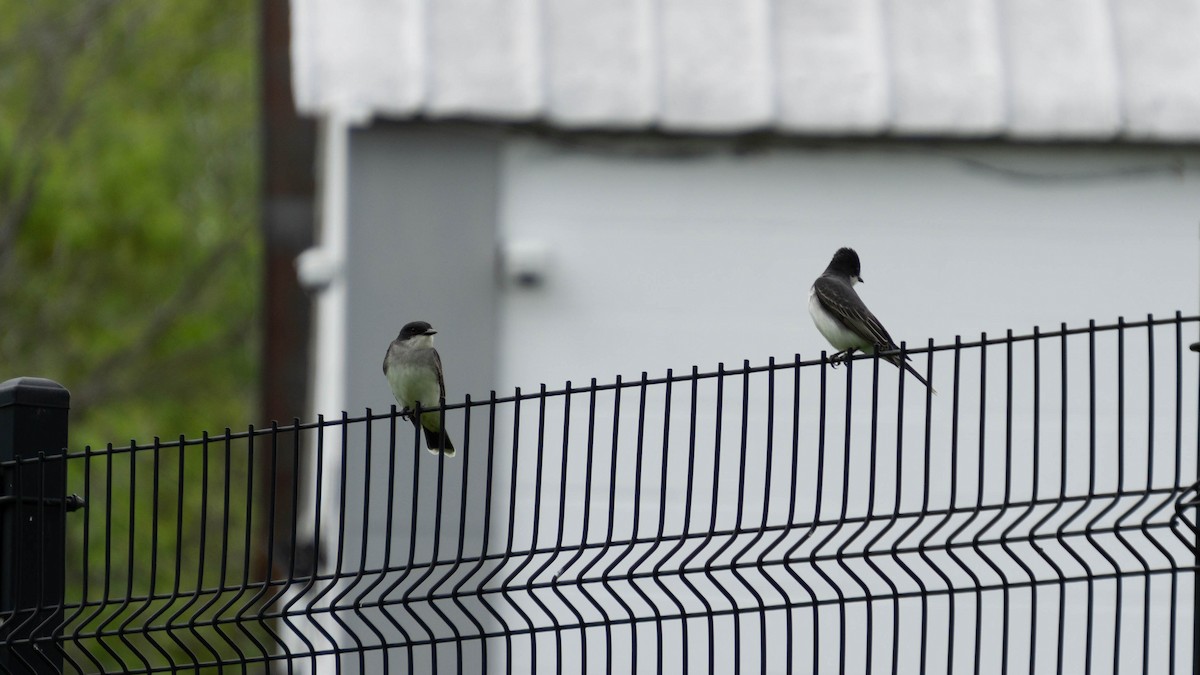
left=0, top=378, right=70, bottom=674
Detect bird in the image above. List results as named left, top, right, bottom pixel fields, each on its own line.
left=383, top=321, right=455, bottom=455
left=809, top=247, right=934, bottom=392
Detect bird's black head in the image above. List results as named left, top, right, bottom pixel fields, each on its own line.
left=826, top=247, right=863, bottom=283
left=397, top=321, right=436, bottom=341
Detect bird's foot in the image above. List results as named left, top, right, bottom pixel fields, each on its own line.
left=827, top=349, right=855, bottom=368
left=398, top=407, right=414, bottom=421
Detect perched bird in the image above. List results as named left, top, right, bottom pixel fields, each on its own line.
left=383, top=321, right=455, bottom=455
left=809, top=247, right=934, bottom=392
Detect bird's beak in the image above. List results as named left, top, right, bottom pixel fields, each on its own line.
left=857, top=276, right=865, bottom=283
left=425, top=330, right=438, bottom=336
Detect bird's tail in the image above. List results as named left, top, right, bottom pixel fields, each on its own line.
left=420, top=422, right=455, bottom=456
left=886, top=354, right=936, bottom=395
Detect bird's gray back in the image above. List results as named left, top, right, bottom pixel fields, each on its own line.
left=812, top=274, right=897, bottom=351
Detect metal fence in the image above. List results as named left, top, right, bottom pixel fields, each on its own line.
left=1, top=314, right=1198, bottom=674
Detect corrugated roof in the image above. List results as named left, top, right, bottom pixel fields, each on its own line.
left=290, top=0, right=1200, bottom=141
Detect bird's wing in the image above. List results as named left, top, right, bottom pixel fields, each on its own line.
left=812, top=276, right=899, bottom=352
left=433, top=349, right=446, bottom=400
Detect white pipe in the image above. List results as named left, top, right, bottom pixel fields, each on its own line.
left=281, top=111, right=353, bottom=675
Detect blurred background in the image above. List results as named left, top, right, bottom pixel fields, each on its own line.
left=4, top=0, right=1200, bottom=672
left=0, top=1, right=270, bottom=446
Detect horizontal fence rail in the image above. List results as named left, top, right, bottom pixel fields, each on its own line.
left=1, top=313, right=1198, bottom=674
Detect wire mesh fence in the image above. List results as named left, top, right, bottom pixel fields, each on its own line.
left=1, top=313, right=1198, bottom=674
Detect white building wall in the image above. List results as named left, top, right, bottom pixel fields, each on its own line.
left=497, top=138, right=1200, bottom=388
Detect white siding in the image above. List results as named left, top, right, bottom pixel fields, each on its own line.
left=425, top=0, right=543, bottom=118
left=1002, top=0, right=1121, bottom=139
left=774, top=0, right=890, bottom=133
left=291, top=0, right=1200, bottom=139
left=1112, top=0, right=1200, bottom=138
left=657, top=0, right=775, bottom=131
left=542, top=0, right=658, bottom=127
left=885, top=0, right=1005, bottom=135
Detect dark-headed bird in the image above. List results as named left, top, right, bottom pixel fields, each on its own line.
left=383, top=321, right=455, bottom=455
left=809, top=247, right=934, bottom=393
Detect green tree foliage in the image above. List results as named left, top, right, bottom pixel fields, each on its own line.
left=0, top=2, right=271, bottom=671
left=0, top=0, right=261, bottom=444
